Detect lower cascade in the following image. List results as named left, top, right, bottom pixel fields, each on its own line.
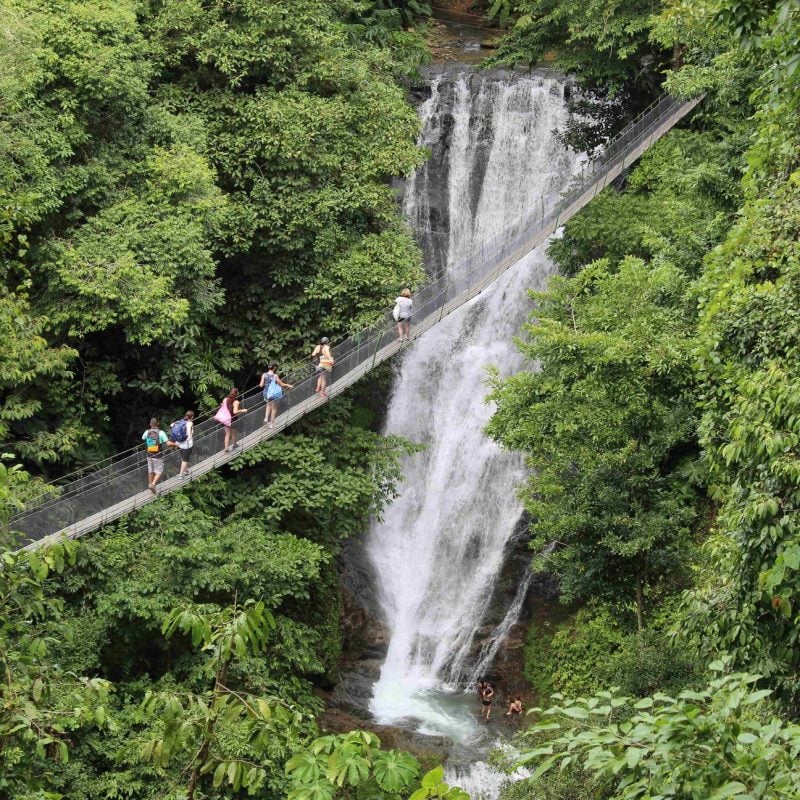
left=361, top=67, right=584, bottom=791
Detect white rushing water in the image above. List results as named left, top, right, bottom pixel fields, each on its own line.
left=365, top=70, right=582, bottom=751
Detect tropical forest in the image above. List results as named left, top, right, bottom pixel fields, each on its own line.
left=2, top=0, right=800, bottom=798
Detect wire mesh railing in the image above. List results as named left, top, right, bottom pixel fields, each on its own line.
left=11, top=91, right=703, bottom=548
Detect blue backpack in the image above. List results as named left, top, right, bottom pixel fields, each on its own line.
left=170, top=419, right=189, bottom=443
left=263, top=372, right=282, bottom=401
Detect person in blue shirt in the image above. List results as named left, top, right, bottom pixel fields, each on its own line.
left=142, top=418, right=169, bottom=494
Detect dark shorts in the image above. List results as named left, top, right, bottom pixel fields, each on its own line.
left=482, top=699, right=492, bottom=706
left=179, top=447, right=193, bottom=463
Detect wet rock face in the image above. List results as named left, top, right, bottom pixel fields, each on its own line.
left=336, top=546, right=391, bottom=714
left=341, top=585, right=389, bottom=660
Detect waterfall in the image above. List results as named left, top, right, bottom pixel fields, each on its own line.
left=364, top=68, right=582, bottom=741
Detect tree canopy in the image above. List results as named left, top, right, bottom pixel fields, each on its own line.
left=489, top=1, right=800, bottom=797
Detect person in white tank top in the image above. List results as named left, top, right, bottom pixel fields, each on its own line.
left=394, top=287, right=413, bottom=342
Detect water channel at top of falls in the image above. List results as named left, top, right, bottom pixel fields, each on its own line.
left=358, top=66, right=585, bottom=798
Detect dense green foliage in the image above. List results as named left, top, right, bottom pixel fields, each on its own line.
left=524, top=605, right=697, bottom=701
left=489, top=0, right=667, bottom=95
left=0, top=541, right=112, bottom=799
left=1, top=0, right=426, bottom=470
left=285, top=732, right=467, bottom=800
left=674, top=1, right=800, bottom=710
left=518, top=667, right=800, bottom=799
left=489, top=0, right=800, bottom=798
left=488, top=257, right=700, bottom=628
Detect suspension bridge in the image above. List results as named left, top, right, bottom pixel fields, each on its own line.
left=11, top=91, right=704, bottom=550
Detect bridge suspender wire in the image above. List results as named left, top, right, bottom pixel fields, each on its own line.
left=11, top=92, right=704, bottom=551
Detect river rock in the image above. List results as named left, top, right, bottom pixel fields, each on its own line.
left=320, top=706, right=452, bottom=768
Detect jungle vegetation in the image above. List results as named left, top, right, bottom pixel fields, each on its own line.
left=487, top=1, right=800, bottom=798
left=5, top=0, right=800, bottom=798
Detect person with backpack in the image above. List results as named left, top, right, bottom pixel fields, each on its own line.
left=167, top=410, right=195, bottom=479
left=214, top=388, right=248, bottom=452
left=260, top=365, right=293, bottom=429
left=311, top=337, right=334, bottom=399
left=142, top=418, right=169, bottom=494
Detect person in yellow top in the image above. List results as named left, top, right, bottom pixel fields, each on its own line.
left=311, top=337, right=334, bottom=399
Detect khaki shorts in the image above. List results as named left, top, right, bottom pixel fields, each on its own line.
left=146, top=456, right=164, bottom=475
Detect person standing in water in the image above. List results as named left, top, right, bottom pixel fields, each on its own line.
left=142, top=417, right=169, bottom=494
left=505, top=695, right=523, bottom=724
left=476, top=680, right=487, bottom=704
left=394, top=287, right=413, bottom=342
left=311, top=337, right=334, bottom=399
left=481, top=683, right=494, bottom=721
left=261, top=364, right=293, bottom=428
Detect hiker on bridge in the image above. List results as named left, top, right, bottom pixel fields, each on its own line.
left=214, top=388, right=248, bottom=452
left=142, top=418, right=169, bottom=494
left=311, top=337, right=335, bottom=399
left=261, top=365, right=293, bottom=429
left=393, top=287, right=413, bottom=342
left=168, top=410, right=195, bottom=479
